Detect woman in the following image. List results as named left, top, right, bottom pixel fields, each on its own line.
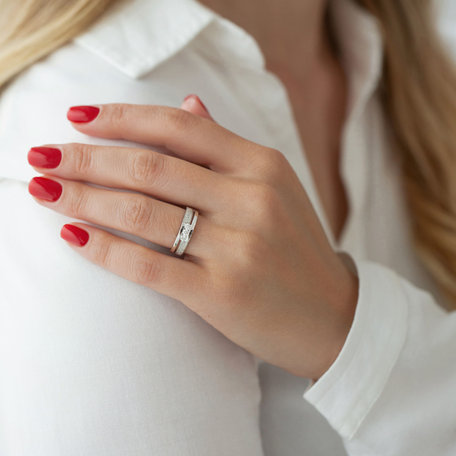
left=1, top=0, right=455, bottom=454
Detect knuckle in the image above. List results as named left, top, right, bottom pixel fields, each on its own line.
left=161, top=107, right=201, bottom=131
left=247, top=182, right=281, bottom=218
left=255, top=148, right=289, bottom=184
left=91, top=238, right=115, bottom=268
left=129, top=151, right=165, bottom=185
left=109, top=103, right=130, bottom=128
left=133, top=255, right=161, bottom=286
left=121, top=197, right=154, bottom=232
left=266, top=147, right=287, bottom=164
left=234, top=230, right=267, bottom=267
left=67, top=186, right=90, bottom=218
left=70, top=143, right=95, bottom=175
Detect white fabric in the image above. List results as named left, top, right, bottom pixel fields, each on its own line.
left=0, top=0, right=455, bottom=454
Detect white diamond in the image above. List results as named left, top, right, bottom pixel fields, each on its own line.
left=180, top=223, right=192, bottom=241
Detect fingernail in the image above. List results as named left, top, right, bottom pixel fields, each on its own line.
left=60, top=224, right=89, bottom=246
left=67, top=105, right=100, bottom=123
left=183, top=94, right=195, bottom=103
left=27, top=147, right=62, bottom=169
left=183, top=94, right=208, bottom=112
left=28, top=176, right=62, bottom=202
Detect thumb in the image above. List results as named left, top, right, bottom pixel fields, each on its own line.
left=180, top=94, right=214, bottom=121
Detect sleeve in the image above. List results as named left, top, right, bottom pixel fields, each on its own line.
left=302, top=253, right=456, bottom=456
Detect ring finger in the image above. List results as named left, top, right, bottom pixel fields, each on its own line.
left=28, top=175, right=223, bottom=259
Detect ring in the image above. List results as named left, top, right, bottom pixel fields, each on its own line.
left=170, top=206, right=199, bottom=256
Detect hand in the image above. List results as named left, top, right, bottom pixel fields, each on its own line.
left=27, top=96, right=358, bottom=381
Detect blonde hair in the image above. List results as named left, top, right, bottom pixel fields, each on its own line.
left=0, top=0, right=120, bottom=89
left=357, top=0, right=456, bottom=310
left=1, top=0, right=456, bottom=309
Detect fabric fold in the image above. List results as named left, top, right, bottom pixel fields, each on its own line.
left=303, top=255, right=408, bottom=440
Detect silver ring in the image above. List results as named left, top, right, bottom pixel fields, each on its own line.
left=170, top=206, right=199, bottom=256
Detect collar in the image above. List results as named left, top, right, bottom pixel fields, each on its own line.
left=329, top=0, right=383, bottom=108
left=74, top=0, right=383, bottom=97
left=74, top=0, right=216, bottom=79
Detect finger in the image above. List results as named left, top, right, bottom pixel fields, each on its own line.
left=29, top=176, right=224, bottom=259
left=66, top=103, right=262, bottom=173
left=180, top=94, right=214, bottom=121
left=59, top=222, right=204, bottom=303
left=27, top=143, right=232, bottom=214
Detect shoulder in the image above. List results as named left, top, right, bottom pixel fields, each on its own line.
left=0, top=0, right=217, bottom=181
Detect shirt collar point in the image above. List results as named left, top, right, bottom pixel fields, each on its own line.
left=73, top=0, right=216, bottom=78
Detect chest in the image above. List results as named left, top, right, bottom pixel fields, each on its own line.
left=271, top=64, right=350, bottom=245
left=303, top=145, right=349, bottom=245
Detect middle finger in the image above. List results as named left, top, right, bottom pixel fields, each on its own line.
left=27, top=143, right=232, bottom=214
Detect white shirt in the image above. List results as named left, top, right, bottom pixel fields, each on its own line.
left=1, top=0, right=455, bottom=455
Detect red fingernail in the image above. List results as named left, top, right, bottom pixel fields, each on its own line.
left=60, top=224, right=89, bottom=246
left=27, top=147, right=62, bottom=169
left=67, top=105, right=100, bottom=123
left=28, top=177, right=62, bottom=202
left=183, top=94, right=208, bottom=112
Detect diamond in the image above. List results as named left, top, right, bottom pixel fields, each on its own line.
left=180, top=223, right=192, bottom=242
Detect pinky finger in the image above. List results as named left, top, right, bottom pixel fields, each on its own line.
left=60, top=223, right=203, bottom=303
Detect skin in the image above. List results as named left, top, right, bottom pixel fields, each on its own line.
left=26, top=0, right=358, bottom=381
left=27, top=100, right=358, bottom=381
left=198, top=0, right=349, bottom=242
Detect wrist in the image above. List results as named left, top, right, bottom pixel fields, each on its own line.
left=313, top=252, right=359, bottom=381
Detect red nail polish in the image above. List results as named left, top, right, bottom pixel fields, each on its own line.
left=183, top=94, right=196, bottom=102
left=28, top=147, right=62, bottom=169
left=28, top=177, right=62, bottom=202
left=67, top=105, right=100, bottom=123
left=183, top=94, right=208, bottom=112
left=60, top=224, right=89, bottom=246
left=195, top=96, right=209, bottom=112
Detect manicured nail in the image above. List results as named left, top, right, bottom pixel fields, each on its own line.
left=28, top=176, right=62, bottom=202
left=183, top=94, right=208, bottom=112
left=67, top=105, right=100, bottom=123
left=27, top=147, right=62, bottom=169
left=60, top=224, right=89, bottom=246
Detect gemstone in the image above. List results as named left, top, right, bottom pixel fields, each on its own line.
left=180, top=223, right=192, bottom=242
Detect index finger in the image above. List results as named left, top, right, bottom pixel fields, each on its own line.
left=67, top=103, right=259, bottom=173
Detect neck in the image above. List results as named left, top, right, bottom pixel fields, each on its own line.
left=197, top=0, right=332, bottom=79
left=195, top=0, right=349, bottom=240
